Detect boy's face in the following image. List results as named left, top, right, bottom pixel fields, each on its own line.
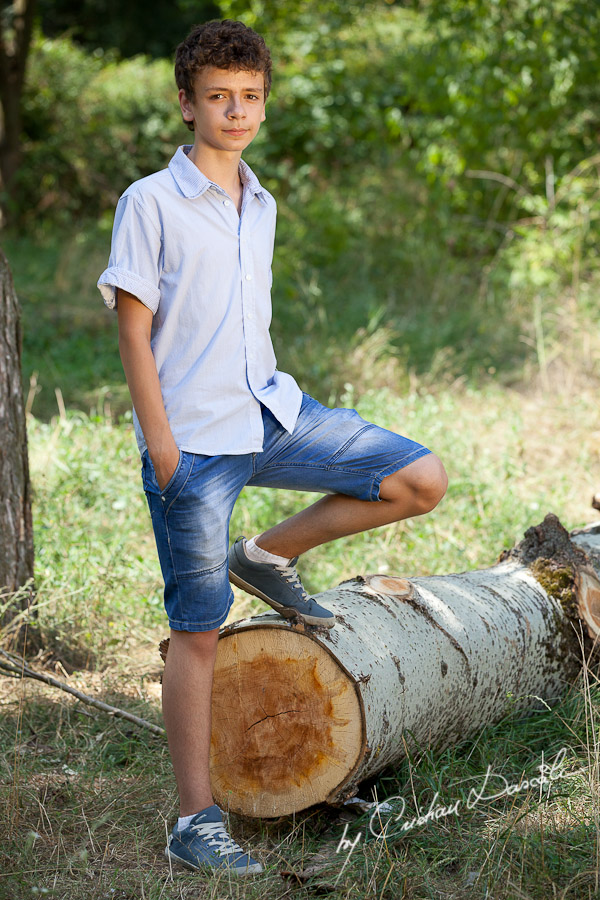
left=179, top=66, right=266, bottom=155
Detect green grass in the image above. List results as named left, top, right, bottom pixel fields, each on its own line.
left=20, top=381, right=600, bottom=666
left=1, top=655, right=599, bottom=898
left=1, top=377, right=599, bottom=899
left=2, top=213, right=600, bottom=897
left=8, top=185, right=597, bottom=425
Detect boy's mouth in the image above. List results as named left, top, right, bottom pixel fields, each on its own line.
left=224, top=129, right=249, bottom=136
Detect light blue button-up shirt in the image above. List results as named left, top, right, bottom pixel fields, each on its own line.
left=97, top=145, right=302, bottom=457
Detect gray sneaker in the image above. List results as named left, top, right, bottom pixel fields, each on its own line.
left=165, top=804, right=263, bottom=875
left=228, top=537, right=336, bottom=628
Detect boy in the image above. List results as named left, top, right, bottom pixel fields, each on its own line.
left=97, top=19, right=447, bottom=877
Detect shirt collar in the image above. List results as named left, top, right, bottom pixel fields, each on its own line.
left=168, top=145, right=267, bottom=203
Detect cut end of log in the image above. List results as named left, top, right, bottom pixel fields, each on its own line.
left=592, top=493, right=600, bottom=512
left=210, top=626, right=364, bottom=818
left=574, top=565, right=600, bottom=638
left=362, top=575, right=414, bottom=599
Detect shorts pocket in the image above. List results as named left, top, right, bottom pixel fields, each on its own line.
left=141, top=450, right=160, bottom=495
left=160, top=449, right=183, bottom=495
left=142, top=448, right=189, bottom=500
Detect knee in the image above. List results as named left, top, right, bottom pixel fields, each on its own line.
left=382, top=453, right=448, bottom=515
left=416, top=454, right=448, bottom=513
left=168, top=627, right=220, bottom=660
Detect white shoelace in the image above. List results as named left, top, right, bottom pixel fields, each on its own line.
left=189, top=821, right=244, bottom=856
left=275, top=563, right=309, bottom=601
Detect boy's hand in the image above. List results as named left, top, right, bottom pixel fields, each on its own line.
left=152, top=445, right=181, bottom=492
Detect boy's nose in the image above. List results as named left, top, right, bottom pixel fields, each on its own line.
left=227, top=97, right=245, bottom=118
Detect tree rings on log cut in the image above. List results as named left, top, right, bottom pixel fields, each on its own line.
left=209, top=625, right=363, bottom=818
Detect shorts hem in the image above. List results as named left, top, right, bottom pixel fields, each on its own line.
left=167, top=621, right=225, bottom=633
left=166, top=591, right=234, bottom=633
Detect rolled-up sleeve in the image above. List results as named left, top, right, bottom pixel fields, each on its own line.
left=97, top=193, right=162, bottom=313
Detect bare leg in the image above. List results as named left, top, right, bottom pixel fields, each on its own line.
left=161, top=628, right=220, bottom=816
left=256, top=453, right=447, bottom=559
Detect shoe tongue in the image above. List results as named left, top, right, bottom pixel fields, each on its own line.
left=288, top=556, right=299, bottom=566
left=190, top=804, right=223, bottom=825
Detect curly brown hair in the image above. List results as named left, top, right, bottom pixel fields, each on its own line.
left=175, top=20, right=272, bottom=131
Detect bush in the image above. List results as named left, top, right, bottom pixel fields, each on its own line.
left=17, top=34, right=185, bottom=227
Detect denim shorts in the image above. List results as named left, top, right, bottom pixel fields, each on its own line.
left=141, top=392, right=431, bottom=632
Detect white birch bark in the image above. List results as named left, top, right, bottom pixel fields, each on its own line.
left=161, top=515, right=600, bottom=818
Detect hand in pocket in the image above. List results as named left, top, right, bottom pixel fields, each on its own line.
left=153, top=447, right=181, bottom=492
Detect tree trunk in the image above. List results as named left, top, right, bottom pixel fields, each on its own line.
left=0, top=0, right=36, bottom=225
left=160, top=514, right=600, bottom=819
left=0, top=246, right=34, bottom=632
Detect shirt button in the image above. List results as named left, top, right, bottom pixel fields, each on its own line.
left=245, top=273, right=252, bottom=281
left=223, top=199, right=231, bottom=207
left=247, top=311, right=253, bottom=320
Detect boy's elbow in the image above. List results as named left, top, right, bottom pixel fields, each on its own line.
left=118, top=327, right=152, bottom=363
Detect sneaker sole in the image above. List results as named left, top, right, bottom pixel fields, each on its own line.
left=164, top=845, right=263, bottom=875
left=228, top=570, right=335, bottom=628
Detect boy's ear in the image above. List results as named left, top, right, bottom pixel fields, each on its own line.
left=261, top=104, right=266, bottom=123
left=178, top=88, right=194, bottom=125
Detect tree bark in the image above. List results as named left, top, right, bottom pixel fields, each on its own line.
left=0, top=246, right=34, bottom=632
left=160, top=514, right=600, bottom=819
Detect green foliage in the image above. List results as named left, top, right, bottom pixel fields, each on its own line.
left=36, top=0, right=219, bottom=59
left=408, top=0, right=600, bottom=219
left=18, top=1, right=600, bottom=272
left=17, top=33, right=185, bottom=226
left=217, top=0, right=368, bottom=34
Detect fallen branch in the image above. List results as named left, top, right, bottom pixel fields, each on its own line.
left=0, top=648, right=165, bottom=737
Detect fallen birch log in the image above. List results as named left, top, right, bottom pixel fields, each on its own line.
left=160, top=514, right=600, bottom=818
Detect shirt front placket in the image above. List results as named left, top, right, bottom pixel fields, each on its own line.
left=208, top=178, right=263, bottom=448
left=239, top=188, right=265, bottom=447
left=238, top=188, right=258, bottom=379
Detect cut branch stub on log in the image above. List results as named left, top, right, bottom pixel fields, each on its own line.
left=160, top=514, right=600, bottom=819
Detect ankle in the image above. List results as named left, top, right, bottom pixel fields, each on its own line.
left=245, top=535, right=291, bottom=566
left=177, top=804, right=216, bottom=830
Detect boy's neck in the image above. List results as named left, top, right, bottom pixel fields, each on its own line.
left=187, top=143, right=243, bottom=204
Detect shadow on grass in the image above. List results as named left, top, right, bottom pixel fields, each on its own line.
left=0, top=675, right=598, bottom=899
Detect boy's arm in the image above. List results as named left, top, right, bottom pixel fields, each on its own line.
left=116, top=288, right=179, bottom=491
